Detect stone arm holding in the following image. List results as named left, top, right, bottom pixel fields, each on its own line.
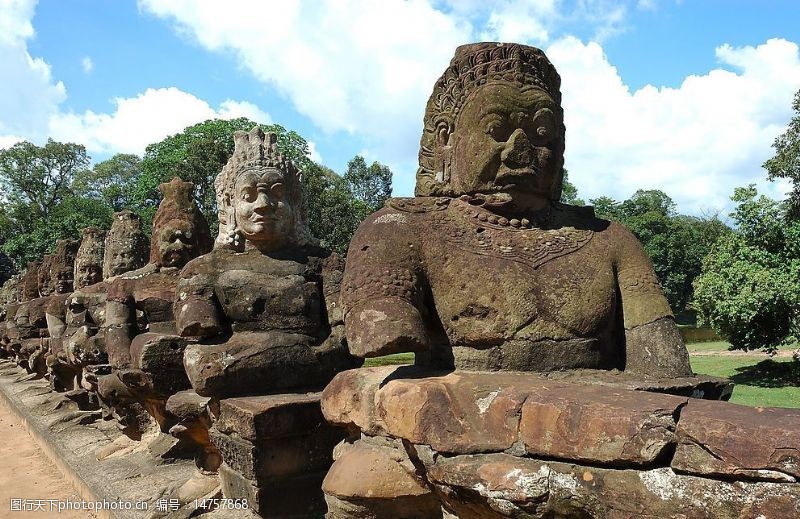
left=104, top=280, right=138, bottom=368
left=612, top=223, right=692, bottom=377
left=341, top=208, right=431, bottom=357
left=174, top=262, right=225, bottom=340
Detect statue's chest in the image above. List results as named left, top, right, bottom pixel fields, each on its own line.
left=215, top=266, right=323, bottom=333
left=132, top=274, right=180, bottom=324
left=425, top=236, right=618, bottom=340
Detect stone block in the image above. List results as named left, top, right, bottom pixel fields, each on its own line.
left=214, top=392, right=326, bottom=442
left=673, top=398, right=800, bottom=482
left=218, top=463, right=327, bottom=518
left=426, top=453, right=800, bottom=519
left=210, top=424, right=342, bottom=481
left=519, top=384, right=686, bottom=466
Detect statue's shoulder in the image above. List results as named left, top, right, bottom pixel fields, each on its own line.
left=552, top=202, right=612, bottom=232
left=385, top=197, right=451, bottom=214
left=179, top=250, right=220, bottom=278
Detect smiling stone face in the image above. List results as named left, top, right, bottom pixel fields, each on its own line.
left=233, top=167, right=292, bottom=249
left=449, top=83, right=562, bottom=198
left=104, top=211, right=149, bottom=279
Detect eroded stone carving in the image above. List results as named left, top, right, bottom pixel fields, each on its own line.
left=172, top=127, right=358, bottom=516
left=175, top=127, right=357, bottom=398
left=62, top=215, right=149, bottom=396
left=96, top=177, right=213, bottom=439
left=342, top=42, right=692, bottom=377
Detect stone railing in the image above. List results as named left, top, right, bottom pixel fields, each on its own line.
left=321, top=366, right=799, bottom=519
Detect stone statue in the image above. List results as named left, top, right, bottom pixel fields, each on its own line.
left=175, top=126, right=357, bottom=398
left=170, top=127, right=357, bottom=515
left=96, top=177, right=213, bottom=438
left=46, top=228, right=105, bottom=392
left=63, top=215, right=149, bottom=395
left=14, top=241, right=78, bottom=376
left=0, top=275, right=21, bottom=358
left=342, top=42, right=692, bottom=378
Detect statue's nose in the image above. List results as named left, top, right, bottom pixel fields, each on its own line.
left=501, top=128, right=533, bottom=168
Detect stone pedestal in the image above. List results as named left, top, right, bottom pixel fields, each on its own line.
left=321, top=367, right=799, bottom=518
left=211, top=392, right=346, bottom=518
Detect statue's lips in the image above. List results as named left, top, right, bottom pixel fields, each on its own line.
left=494, top=167, right=539, bottom=186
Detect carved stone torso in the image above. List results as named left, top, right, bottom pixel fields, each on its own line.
left=344, top=197, right=673, bottom=371
left=180, top=247, right=326, bottom=338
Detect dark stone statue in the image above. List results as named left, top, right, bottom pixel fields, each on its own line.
left=96, top=177, right=213, bottom=438
left=341, top=42, right=692, bottom=378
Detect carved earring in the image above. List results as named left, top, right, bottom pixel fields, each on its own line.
left=435, top=121, right=453, bottom=185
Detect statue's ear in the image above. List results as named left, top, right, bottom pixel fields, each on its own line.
left=435, top=119, right=453, bottom=146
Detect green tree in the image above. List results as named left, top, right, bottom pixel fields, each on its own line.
left=694, top=186, right=800, bottom=353
left=559, top=169, right=584, bottom=205
left=74, top=153, right=142, bottom=211
left=343, top=155, right=393, bottom=215
left=764, top=88, right=800, bottom=216
left=0, top=139, right=90, bottom=218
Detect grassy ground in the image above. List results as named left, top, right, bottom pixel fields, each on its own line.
left=362, top=342, right=800, bottom=409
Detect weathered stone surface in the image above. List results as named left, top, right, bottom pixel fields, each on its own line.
left=520, top=384, right=686, bottom=466
left=218, top=463, right=327, bottom=518
left=215, top=392, right=325, bottom=442
left=175, top=128, right=359, bottom=400
left=324, top=367, right=728, bottom=457
left=341, top=42, right=693, bottom=377
left=103, top=210, right=149, bottom=279
left=425, top=452, right=800, bottom=519
left=210, top=425, right=342, bottom=481
left=323, top=438, right=442, bottom=519
left=673, top=398, right=800, bottom=482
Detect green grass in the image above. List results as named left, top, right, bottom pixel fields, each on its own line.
left=690, top=355, right=800, bottom=408
left=685, top=340, right=733, bottom=353
left=363, top=353, right=415, bottom=367
left=359, top=339, right=800, bottom=409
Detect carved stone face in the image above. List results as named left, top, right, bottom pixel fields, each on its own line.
left=233, top=167, right=292, bottom=249
left=53, top=267, right=74, bottom=294
left=449, top=83, right=561, bottom=199
left=38, top=259, right=54, bottom=297
left=75, top=262, right=102, bottom=289
left=155, top=219, right=197, bottom=268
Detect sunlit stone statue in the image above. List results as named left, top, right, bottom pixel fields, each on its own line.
left=15, top=241, right=78, bottom=376
left=175, top=127, right=357, bottom=398
left=96, top=177, right=213, bottom=437
left=64, top=213, right=149, bottom=399
left=171, top=127, right=357, bottom=515
left=342, top=42, right=692, bottom=377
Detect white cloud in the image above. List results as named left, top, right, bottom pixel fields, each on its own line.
left=138, top=0, right=473, bottom=166
left=49, top=88, right=272, bottom=155
left=547, top=37, right=800, bottom=213
left=0, top=0, right=67, bottom=145
left=81, top=56, right=93, bottom=73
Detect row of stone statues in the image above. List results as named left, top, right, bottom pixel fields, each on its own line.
left=0, top=42, right=790, bottom=519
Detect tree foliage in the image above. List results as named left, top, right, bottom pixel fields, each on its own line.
left=764, top=88, right=800, bottom=216
left=559, top=169, right=584, bottom=205
left=0, top=139, right=90, bottom=218
left=694, top=186, right=800, bottom=353
left=73, top=153, right=142, bottom=211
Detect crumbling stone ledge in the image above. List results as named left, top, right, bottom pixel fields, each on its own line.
left=321, top=367, right=799, bottom=518
left=0, top=360, right=255, bottom=519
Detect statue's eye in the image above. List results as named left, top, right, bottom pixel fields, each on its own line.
left=531, top=108, right=556, bottom=144
left=242, top=187, right=257, bottom=202
left=270, top=183, right=284, bottom=200
left=484, top=115, right=509, bottom=142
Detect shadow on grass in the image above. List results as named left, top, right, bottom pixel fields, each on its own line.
left=730, top=359, right=800, bottom=388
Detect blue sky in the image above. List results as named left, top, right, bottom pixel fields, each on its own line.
left=1, top=0, right=799, bottom=217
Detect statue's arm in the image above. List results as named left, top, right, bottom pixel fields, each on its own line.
left=104, top=280, right=136, bottom=367
left=342, top=210, right=430, bottom=358
left=174, top=263, right=224, bottom=339
left=613, top=223, right=692, bottom=377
